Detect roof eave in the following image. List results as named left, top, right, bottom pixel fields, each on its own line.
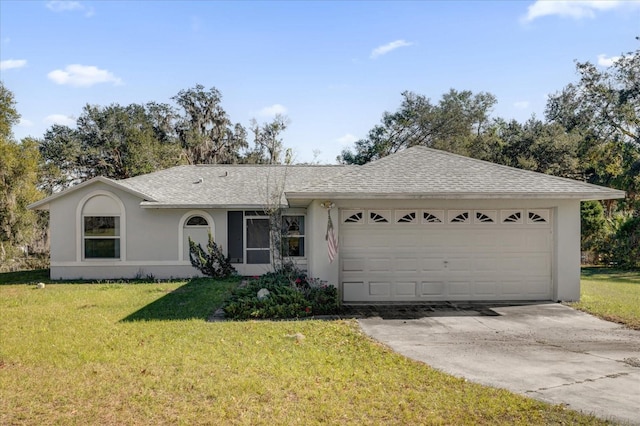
left=28, top=176, right=157, bottom=211
left=139, top=202, right=290, bottom=209
left=284, top=191, right=627, bottom=201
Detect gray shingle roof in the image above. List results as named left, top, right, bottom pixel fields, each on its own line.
left=118, top=164, right=353, bottom=207
left=29, top=147, right=625, bottom=211
left=286, top=146, right=626, bottom=200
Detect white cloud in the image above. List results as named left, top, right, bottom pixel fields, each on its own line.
left=46, top=1, right=83, bottom=12
left=46, top=1, right=94, bottom=17
left=258, top=104, right=288, bottom=117
left=44, top=114, right=75, bottom=126
left=18, top=118, right=34, bottom=127
left=336, top=133, right=358, bottom=144
left=370, top=40, right=413, bottom=59
left=0, top=59, right=27, bottom=70
left=47, top=64, right=122, bottom=87
left=523, top=0, right=635, bottom=22
left=597, top=54, right=621, bottom=67
left=514, top=101, right=530, bottom=110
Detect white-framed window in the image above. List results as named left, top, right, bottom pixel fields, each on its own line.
left=78, top=191, right=125, bottom=261
left=83, top=216, right=120, bottom=259
left=282, top=215, right=305, bottom=257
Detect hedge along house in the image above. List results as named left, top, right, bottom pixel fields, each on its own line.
left=29, top=147, right=625, bottom=303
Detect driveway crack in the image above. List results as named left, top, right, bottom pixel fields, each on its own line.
left=526, top=372, right=630, bottom=394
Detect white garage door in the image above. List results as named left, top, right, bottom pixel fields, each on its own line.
left=340, top=208, right=552, bottom=302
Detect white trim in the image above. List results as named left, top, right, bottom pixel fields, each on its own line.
left=52, top=260, right=193, bottom=267
left=178, top=210, right=215, bottom=261
left=76, top=190, right=126, bottom=262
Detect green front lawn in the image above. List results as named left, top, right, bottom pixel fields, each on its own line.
left=0, top=277, right=607, bottom=425
left=570, top=268, right=640, bottom=330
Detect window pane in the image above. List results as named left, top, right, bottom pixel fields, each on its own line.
left=85, top=239, right=120, bottom=258
left=186, top=216, right=208, bottom=226
left=85, top=216, right=119, bottom=236
left=282, top=237, right=304, bottom=257
left=247, top=249, right=270, bottom=264
left=282, top=216, right=304, bottom=236
left=247, top=218, right=270, bottom=248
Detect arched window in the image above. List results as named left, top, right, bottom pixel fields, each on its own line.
left=186, top=216, right=208, bottom=226
left=79, top=192, right=124, bottom=260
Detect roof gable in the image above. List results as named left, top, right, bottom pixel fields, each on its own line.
left=28, top=176, right=156, bottom=210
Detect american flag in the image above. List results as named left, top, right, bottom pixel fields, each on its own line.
left=326, top=209, right=338, bottom=263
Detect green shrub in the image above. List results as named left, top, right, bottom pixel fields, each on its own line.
left=223, top=268, right=340, bottom=320
left=188, top=232, right=236, bottom=279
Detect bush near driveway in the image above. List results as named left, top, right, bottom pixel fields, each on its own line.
left=224, top=271, right=340, bottom=320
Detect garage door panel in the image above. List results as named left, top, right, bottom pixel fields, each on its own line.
left=525, top=279, right=551, bottom=297
left=341, top=209, right=552, bottom=302
left=342, top=258, right=365, bottom=272
left=421, top=281, right=445, bottom=295
left=525, top=230, right=551, bottom=246
left=343, top=232, right=388, bottom=247
left=396, top=258, right=420, bottom=273
left=446, top=256, right=473, bottom=272
left=501, top=254, right=531, bottom=272
left=472, top=256, right=499, bottom=272
left=526, top=254, right=551, bottom=271
left=369, top=258, right=392, bottom=271
left=421, top=257, right=446, bottom=271
left=370, top=282, right=391, bottom=296
left=343, top=282, right=365, bottom=300
left=449, top=281, right=471, bottom=296
left=501, top=280, right=526, bottom=296
left=500, top=232, right=526, bottom=249
left=475, top=281, right=498, bottom=296
left=395, top=282, right=417, bottom=296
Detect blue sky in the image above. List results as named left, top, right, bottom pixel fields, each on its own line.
left=1, top=1, right=639, bottom=163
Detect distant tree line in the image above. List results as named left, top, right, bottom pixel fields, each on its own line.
left=0, top=48, right=638, bottom=270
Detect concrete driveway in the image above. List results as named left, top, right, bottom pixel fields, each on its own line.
left=357, top=303, right=640, bottom=425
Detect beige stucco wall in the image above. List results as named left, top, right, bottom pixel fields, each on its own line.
left=48, top=182, right=227, bottom=280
